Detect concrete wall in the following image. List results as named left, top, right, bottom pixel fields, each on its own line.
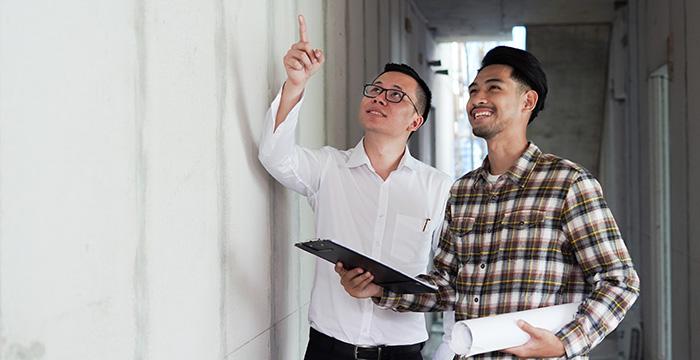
left=527, top=24, right=611, bottom=177
left=686, top=1, right=700, bottom=356
left=627, top=0, right=700, bottom=358
left=0, top=1, right=143, bottom=358
left=0, top=1, right=441, bottom=359
left=0, top=0, right=325, bottom=359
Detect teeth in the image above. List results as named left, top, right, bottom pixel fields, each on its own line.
left=473, top=110, right=492, bottom=119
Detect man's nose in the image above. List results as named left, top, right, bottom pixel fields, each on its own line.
left=373, top=96, right=387, bottom=106
left=469, top=94, right=488, bottom=106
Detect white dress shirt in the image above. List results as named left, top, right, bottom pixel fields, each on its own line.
left=258, top=88, right=452, bottom=346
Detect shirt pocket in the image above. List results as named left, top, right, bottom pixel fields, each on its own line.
left=498, top=209, right=561, bottom=265
left=448, top=216, right=476, bottom=263
left=449, top=216, right=476, bottom=236
left=500, top=209, right=546, bottom=230
left=391, top=213, right=432, bottom=267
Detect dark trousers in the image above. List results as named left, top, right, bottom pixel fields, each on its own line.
left=304, top=327, right=424, bottom=360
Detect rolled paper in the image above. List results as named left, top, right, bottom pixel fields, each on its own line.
left=450, top=302, right=581, bottom=356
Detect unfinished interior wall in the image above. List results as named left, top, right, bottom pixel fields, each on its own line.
left=0, top=0, right=325, bottom=359
left=526, top=25, right=611, bottom=177
left=0, top=1, right=442, bottom=359
left=627, top=0, right=700, bottom=358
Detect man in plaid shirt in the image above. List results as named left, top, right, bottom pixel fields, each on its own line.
left=336, top=46, right=640, bottom=359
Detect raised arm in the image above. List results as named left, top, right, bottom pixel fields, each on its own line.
left=274, top=15, right=325, bottom=131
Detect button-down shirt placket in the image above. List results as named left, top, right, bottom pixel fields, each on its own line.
left=358, top=178, right=391, bottom=343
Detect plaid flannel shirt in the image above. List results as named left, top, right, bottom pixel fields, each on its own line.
left=375, top=143, right=640, bottom=359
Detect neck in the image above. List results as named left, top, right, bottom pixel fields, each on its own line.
left=363, top=133, right=408, bottom=180
left=485, top=133, right=528, bottom=175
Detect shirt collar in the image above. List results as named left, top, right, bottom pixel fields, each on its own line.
left=345, top=138, right=419, bottom=172
left=477, top=142, right=541, bottom=187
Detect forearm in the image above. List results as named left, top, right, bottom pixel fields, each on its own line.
left=259, top=85, right=323, bottom=196
left=373, top=270, right=457, bottom=313
left=274, top=81, right=305, bottom=131
left=557, top=264, right=639, bottom=357
left=259, top=85, right=304, bottom=170
left=559, top=175, right=641, bottom=356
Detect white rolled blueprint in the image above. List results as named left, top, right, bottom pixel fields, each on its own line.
left=450, top=302, right=581, bottom=357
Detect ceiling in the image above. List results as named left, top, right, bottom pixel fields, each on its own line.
left=412, top=0, right=620, bottom=41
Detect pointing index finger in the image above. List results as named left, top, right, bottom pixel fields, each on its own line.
left=298, top=14, right=308, bottom=42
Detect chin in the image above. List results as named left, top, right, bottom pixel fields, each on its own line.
left=472, top=128, right=494, bottom=140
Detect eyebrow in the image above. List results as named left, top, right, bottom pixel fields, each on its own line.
left=373, top=80, right=405, bottom=91
left=469, top=78, right=506, bottom=89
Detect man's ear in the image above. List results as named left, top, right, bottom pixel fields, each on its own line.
left=523, top=89, right=538, bottom=113
left=408, top=115, right=424, bottom=132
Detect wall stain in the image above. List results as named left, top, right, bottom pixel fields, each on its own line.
left=3, top=341, right=45, bottom=360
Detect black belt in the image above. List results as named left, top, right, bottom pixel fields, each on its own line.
left=309, top=327, right=424, bottom=359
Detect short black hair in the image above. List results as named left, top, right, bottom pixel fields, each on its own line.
left=375, top=63, right=432, bottom=121
left=480, top=46, right=548, bottom=123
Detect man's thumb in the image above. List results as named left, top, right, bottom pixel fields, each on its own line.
left=517, top=320, right=537, bottom=335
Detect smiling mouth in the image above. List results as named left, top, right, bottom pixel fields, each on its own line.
left=471, top=109, right=494, bottom=120
left=366, top=110, right=386, bottom=117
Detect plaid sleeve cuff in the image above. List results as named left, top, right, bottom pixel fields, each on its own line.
left=371, top=288, right=404, bottom=309
left=556, top=321, right=591, bottom=358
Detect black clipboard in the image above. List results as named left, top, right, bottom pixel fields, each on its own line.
left=295, top=239, right=438, bottom=294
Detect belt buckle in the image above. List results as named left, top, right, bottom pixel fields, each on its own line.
left=354, top=345, right=381, bottom=360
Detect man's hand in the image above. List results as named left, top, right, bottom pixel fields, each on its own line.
left=283, top=15, right=325, bottom=88
left=502, top=320, right=566, bottom=358
left=274, top=15, right=325, bottom=129
left=334, top=262, right=384, bottom=299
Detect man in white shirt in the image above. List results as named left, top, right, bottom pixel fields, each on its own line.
left=258, top=15, right=453, bottom=360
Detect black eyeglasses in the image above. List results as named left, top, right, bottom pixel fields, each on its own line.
left=363, top=84, right=421, bottom=116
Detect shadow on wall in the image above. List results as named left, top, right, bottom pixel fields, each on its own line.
left=227, top=22, right=297, bottom=357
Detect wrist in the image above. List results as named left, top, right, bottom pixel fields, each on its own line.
left=555, top=340, right=566, bottom=356
left=554, top=335, right=567, bottom=357
left=284, top=79, right=306, bottom=94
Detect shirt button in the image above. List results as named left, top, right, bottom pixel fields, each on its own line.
left=480, top=263, right=486, bottom=269
left=474, top=297, right=479, bottom=303
left=378, top=214, right=385, bottom=218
